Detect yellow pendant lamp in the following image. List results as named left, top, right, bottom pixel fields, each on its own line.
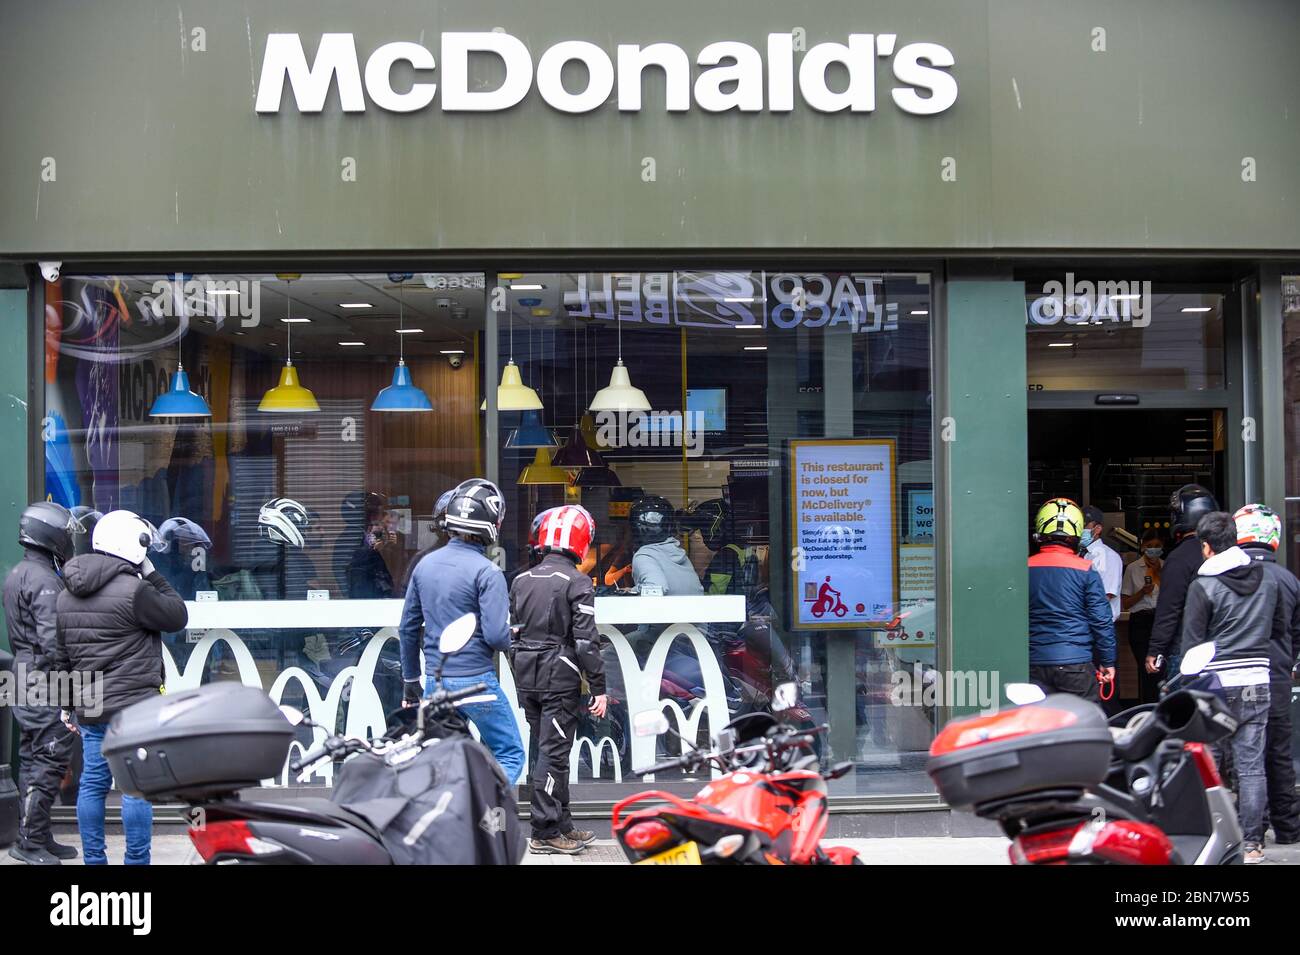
left=517, top=447, right=573, bottom=485
left=482, top=275, right=543, bottom=411
left=259, top=275, right=320, bottom=413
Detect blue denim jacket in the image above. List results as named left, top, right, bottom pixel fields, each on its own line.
left=399, top=538, right=511, bottom=681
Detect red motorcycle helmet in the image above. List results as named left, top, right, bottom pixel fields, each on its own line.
left=535, top=505, right=595, bottom=563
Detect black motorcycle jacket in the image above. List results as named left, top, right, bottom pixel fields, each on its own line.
left=2, top=548, right=64, bottom=676
left=508, top=552, right=605, bottom=696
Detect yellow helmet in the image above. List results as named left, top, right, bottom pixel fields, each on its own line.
left=1034, top=497, right=1084, bottom=543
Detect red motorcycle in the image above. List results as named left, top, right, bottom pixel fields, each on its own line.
left=611, top=686, right=859, bottom=865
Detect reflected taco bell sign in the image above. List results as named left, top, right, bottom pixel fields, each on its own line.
left=255, top=32, right=957, bottom=116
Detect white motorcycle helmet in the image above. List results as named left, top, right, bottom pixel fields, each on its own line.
left=92, top=510, right=159, bottom=566
left=259, top=498, right=309, bottom=548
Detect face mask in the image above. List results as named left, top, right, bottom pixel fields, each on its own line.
left=1079, top=530, right=1095, bottom=548
left=1145, top=547, right=1163, bottom=558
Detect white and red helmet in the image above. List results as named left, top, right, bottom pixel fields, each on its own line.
left=534, top=505, right=595, bottom=562
left=1234, top=503, right=1282, bottom=551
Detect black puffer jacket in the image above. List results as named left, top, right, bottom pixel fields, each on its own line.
left=54, top=554, right=189, bottom=722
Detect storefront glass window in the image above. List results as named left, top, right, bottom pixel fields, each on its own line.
left=1282, top=274, right=1300, bottom=571
left=43, top=268, right=934, bottom=797
left=1025, top=279, right=1225, bottom=391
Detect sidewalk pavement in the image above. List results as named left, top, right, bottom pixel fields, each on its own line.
left=7, top=834, right=1300, bottom=865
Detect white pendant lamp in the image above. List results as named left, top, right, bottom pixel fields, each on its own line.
left=482, top=276, right=543, bottom=411
left=259, top=275, right=320, bottom=413
left=589, top=313, right=650, bottom=412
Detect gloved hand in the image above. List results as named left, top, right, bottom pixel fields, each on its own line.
left=402, top=679, right=423, bottom=708
left=60, top=709, right=79, bottom=735
left=139, top=556, right=155, bottom=576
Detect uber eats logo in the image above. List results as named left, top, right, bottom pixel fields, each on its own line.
left=255, top=32, right=957, bottom=116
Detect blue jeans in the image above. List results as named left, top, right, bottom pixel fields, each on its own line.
left=433, top=671, right=525, bottom=785
left=77, top=722, right=153, bottom=865
left=1214, top=684, right=1270, bottom=845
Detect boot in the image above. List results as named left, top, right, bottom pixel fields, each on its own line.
left=564, top=827, right=597, bottom=845
left=529, top=834, right=585, bottom=855
left=43, top=837, right=79, bottom=860
left=8, top=844, right=62, bottom=865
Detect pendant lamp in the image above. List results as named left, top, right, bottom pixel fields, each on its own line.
left=505, top=409, right=558, bottom=449
left=589, top=314, right=651, bottom=412
left=259, top=276, right=320, bottom=413
left=517, top=447, right=572, bottom=485
left=150, top=283, right=211, bottom=417
left=575, top=465, right=621, bottom=488
left=371, top=277, right=433, bottom=412
left=482, top=278, right=543, bottom=411
left=579, top=411, right=603, bottom=449
left=552, top=423, right=606, bottom=468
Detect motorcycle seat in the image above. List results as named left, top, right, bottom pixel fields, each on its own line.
left=241, top=797, right=385, bottom=843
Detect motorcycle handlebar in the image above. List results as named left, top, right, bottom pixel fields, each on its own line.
left=445, top=683, right=489, bottom=703
left=289, top=741, right=332, bottom=774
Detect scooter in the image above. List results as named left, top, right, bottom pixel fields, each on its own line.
left=180, top=614, right=520, bottom=865
left=611, top=683, right=860, bottom=865
left=928, top=642, right=1244, bottom=865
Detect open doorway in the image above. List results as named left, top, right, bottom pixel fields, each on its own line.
left=1028, top=408, right=1227, bottom=705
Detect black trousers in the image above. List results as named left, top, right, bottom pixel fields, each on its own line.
left=13, top=705, right=76, bottom=849
left=520, top=691, right=578, bottom=839
left=1265, top=678, right=1300, bottom=841
left=1029, top=662, right=1099, bottom=702
left=1127, top=610, right=1162, bottom=704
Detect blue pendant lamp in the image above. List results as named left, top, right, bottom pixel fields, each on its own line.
left=505, top=409, right=558, bottom=449
left=371, top=276, right=433, bottom=413
left=150, top=285, right=212, bottom=418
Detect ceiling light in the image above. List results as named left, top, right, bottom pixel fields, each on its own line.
left=735, top=323, right=763, bottom=330
left=744, top=346, right=768, bottom=351
left=394, top=328, right=424, bottom=334
left=338, top=341, right=366, bottom=346
left=339, top=303, right=373, bottom=309
left=724, top=297, right=754, bottom=303
left=259, top=277, right=320, bottom=414
left=1048, top=342, right=1075, bottom=348
left=371, top=277, right=433, bottom=413
left=281, top=317, right=311, bottom=324
left=1110, top=294, right=1140, bottom=301
left=207, top=289, right=240, bottom=296
left=510, top=284, right=544, bottom=291
left=910, top=309, right=929, bottom=316
left=1181, top=306, right=1213, bottom=313
left=440, top=349, right=466, bottom=355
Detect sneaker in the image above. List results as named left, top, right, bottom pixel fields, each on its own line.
left=8, top=844, right=62, bottom=866
left=1244, top=843, right=1265, bottom=864
left=529, top=835, right=585, bottom=855
left=564, top=828, right=597, bottom=845
left=43, top=838, right=79, bottom=860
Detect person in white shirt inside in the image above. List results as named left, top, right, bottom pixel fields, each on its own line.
left=1081, top=505, right=1122, bottom=622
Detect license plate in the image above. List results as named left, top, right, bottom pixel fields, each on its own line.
left=636, top=841, right=702, bottom=865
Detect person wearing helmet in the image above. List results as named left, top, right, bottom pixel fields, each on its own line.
left=509, top=505, right=608, bottom=854
left=682, top=498, right=761, bottom=599
left=1235, top=503, right=1300, bottom=845
left=52, top=509, right=188, bottom=865
left=1146, top=484, right=1219, bottom=679
left=628, top=495, right=703, bottom=596
left=399, top=479, right=524, bottom=785
left=1027, top=498, right=1116, bottom=700
left=3, top=502, right=81, bottom=864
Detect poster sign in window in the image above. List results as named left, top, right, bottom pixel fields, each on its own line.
left=789, top=438, right=898, bottom=630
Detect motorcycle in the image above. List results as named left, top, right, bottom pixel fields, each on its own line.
left=106, top=614, right=525, bottom=865
left=611, top=682, right=860, bottom=865
left=927, top=642, right=1244, bottom=865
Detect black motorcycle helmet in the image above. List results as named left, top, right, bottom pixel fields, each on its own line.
left=1170, top=484, right=1218, bottom=537
left=681, top=498, right=732, bottom=551
left=19, top=501, right=80, bottom=564
left=443, top=479, right=504, bottom=544
left=628, top=495, right=675, bottom=547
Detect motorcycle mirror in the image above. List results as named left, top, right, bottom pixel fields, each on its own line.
left=1005, top=683, right=1047, bottom=706
left=438, top=613, right=477, bottom=655
left=1180, top=641, right=1216, bottom=676
left=772, top=682, right=798, bottom=712
left=279, top=705, right=306, bottom=726
left=632, top=710, right=670, bottom=738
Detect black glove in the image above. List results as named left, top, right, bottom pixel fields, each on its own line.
left=403, top=679, right=423, bottom=707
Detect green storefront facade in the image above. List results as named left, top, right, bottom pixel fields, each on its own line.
left=1, top=0, right=1299, bottom=820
